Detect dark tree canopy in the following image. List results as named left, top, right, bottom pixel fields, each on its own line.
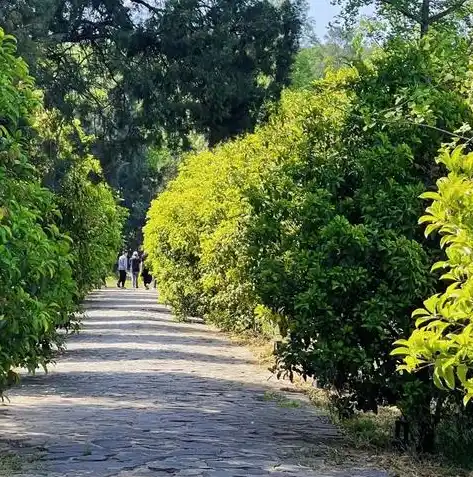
left=0, top=0, right=305, bottom=246
left=128, top=0, right=304, bottom=145
left=0, top=0, right=304, bottom=144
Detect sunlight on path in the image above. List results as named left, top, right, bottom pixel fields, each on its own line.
left=0, top=289, right=386, bottom=477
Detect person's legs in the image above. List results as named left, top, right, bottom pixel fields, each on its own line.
left=119, top=270, right=126, bottom=288
left=143, top=272, right=151, bottom=290
left=132, top=272, right=138, bottom=288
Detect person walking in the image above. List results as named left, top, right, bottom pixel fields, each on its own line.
left=130, top=251, right=141, bottom=289
left=141, top=253, right=153, bottom=290
left=117, top=251, right=128, bottom=288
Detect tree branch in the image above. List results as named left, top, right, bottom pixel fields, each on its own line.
left=379, top=0, right=421, bottom=22
left=429, top=0, right=469, bottom=23
left=129, top=0, right=163, bottom=15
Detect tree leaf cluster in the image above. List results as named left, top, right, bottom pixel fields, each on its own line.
left=394, top=146, right=473, bottom=407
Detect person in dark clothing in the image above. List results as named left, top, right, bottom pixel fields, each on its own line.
left=141, top=253, right=153, bottom=290
left=130, top=251, right=141, bottom=288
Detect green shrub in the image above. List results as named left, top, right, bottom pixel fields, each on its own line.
left=246, top=34, right=473, bottom=450
left=0, top=30, right=76, bottom=391
left=393, top=146, right=473, bottom=461
left=144, top=70, right=352, bottom=331
left=144, top=141, right=263, bottom=326
left=34, top=113, right=125, bottom=297
left=394, top=146, right=473, bottom=402
left=0, top=29, right=124, bottom=393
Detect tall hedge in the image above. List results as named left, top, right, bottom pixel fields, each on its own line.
left=247, top=34, right=473, bottom=449
left=144, top=33, right=473, bottom=451
left=143, top=68, right=352, bottom=332
left=0, top=30, right=77, bottom=390
left=34, top=113, right=125, bottom=298
left=0, top=30, right=124, bottom=393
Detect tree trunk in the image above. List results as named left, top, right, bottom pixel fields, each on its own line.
left=420, top=0, right=430, bottom=36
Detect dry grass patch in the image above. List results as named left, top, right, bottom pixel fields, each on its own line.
left=221, top=329, right=275, bottom=366
left=300, top=385, right=472, bottom=477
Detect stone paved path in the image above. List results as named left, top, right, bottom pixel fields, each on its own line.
left=0, top=289, right=387, bottom=477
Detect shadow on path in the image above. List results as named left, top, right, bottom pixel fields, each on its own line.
left=0, top=289, right=387, bottom=477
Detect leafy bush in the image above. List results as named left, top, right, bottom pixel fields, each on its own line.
left=394, top=146, right=473, bottom=401
left=144, top=139, right=264, bottom=327
left=34, top=113, right=125, bottom=297
left=0, top=30, right=76, bottom=391
left=0, top=29, right=124, bottom=393
left=144, top=76, right=352, bottom=331
left=393, top=146, right=473, bottom=461
left=247, top=34, right=473, bottom=450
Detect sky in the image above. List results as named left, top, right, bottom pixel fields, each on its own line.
left=308, top=0, right=342, bottom=38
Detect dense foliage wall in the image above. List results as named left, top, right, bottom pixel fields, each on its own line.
left=0, top=30, right=75, bottom=391
left=144, top=33, right=473, bottom=452
left=0, top=30, right=124, bottom=392
left=144, top=69, right=351, bottom=332
left=248, top=35, right=473, bottom=450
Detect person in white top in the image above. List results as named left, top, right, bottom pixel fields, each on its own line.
left=129, top=251, right=141, bottom=288
left=117, top=251, right=128, bottom=288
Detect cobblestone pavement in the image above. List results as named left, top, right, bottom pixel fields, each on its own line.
left=0, top=289, right=387, bottom=477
